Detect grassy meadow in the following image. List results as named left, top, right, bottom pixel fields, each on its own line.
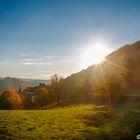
left=0, top=103, right=140, bottom=140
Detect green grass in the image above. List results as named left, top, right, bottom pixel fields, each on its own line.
left=0, top=103, right=140, bottom=140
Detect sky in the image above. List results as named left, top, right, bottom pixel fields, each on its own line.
left=0, top=0, right=140, bottom=79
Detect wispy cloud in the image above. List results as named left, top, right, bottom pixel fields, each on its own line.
left=21, top=55, right=73, bottom=66
left=22, top=62, right=53, bottom=65
left=0, top=54, right=77, bottom=79
left=21, top=55, right=54, bottom=66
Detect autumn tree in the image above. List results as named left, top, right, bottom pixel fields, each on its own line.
left=35, top=87, right=49, bottom=109
left=0, top=89, right=23, bottom=109
left=92, top=81, right=108, bottom=104
left=50, top=74, right=63, bottom=105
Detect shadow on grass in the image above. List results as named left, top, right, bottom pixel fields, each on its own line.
left=77, top=103, right=140, bottom=140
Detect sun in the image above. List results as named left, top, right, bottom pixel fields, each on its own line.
left=81, top=42, right=111, bottom=69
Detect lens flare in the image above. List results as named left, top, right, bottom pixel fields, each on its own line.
left=81, top=42, right=111, bottom=69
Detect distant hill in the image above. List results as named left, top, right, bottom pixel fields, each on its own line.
left=0, top=77, right=50, bottom=90
left=62, top=40, right=140, bottom=96
left=105, top=40, right=140, bottom=89
left=23, top=79, right=51, bottom=87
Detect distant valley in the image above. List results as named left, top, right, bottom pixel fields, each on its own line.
left=0, top=77, right=50, bottom=90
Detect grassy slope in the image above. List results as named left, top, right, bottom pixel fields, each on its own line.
left=0, top=103, right=140, bottom=140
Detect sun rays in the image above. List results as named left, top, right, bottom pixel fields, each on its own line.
left=81, top=41, right=111, bottom=69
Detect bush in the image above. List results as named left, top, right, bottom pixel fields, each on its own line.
left=0, top=89, right=23, bottom=109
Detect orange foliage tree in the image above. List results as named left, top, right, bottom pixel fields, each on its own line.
left=0, top=89, right=23, bottom=109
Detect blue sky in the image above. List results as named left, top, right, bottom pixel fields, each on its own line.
left=0, top=0, right=140, bottom=79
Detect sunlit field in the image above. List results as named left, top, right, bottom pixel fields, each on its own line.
left=0, top=103, right=140, bottom=140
